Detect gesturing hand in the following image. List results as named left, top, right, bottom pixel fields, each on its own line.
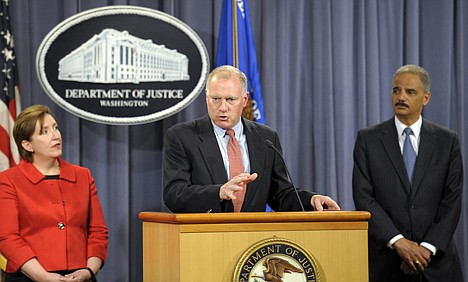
left=219, top=173, right=258, bottom=200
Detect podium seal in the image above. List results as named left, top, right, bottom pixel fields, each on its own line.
left=232, top=236, right=325, bottom=282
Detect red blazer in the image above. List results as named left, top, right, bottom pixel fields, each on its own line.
left=0, top=158, right=108, bottom=272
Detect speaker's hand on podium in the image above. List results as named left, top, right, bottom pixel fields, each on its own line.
left=219, top=173, right=258, bottom=200
left=311, top=195, right=341, bottom=211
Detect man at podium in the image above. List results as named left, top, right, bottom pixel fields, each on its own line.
left=163, top=65, right=340, bottom=213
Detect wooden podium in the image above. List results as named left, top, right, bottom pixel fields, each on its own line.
left=139, top=211, right=370, bottom=282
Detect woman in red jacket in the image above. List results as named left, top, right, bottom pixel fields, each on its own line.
left=0, top=105, right=108, bottom=282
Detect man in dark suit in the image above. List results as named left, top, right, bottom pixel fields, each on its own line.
left=353, top=65, right=463, bottom=282
left=163, top=65, right=340, bottom=213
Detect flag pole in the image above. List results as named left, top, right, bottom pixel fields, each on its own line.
left=231, top=0, right=239, bottom=68
left=217, top=0, right=270, bottom=210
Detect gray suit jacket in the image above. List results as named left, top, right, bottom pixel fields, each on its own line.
left=353, top=117, right=463, bottom=282
left=163, top=115, right=314, bottom=213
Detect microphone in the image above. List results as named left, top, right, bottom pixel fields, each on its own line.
left=264, top=140, right=306, bottom=212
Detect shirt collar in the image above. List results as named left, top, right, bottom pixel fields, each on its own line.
left=211, top=120, right=244, bottom=139
left=394, top=115, right=422, bottom=138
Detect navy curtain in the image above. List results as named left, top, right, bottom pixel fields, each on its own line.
left=9, top=0, right=467, bottom=281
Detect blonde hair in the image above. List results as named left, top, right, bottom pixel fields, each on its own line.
left=206, top=65, right=248, bottom=93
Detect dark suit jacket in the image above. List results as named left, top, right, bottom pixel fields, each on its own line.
left=163, top=115, right=314, bottom=213
left=352, top=117, right=463, bottom=282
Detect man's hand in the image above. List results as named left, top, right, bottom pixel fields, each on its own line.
left=219, top=173, right=258, bottom=200
left=310, top=195, right=341, bottom=211
left=393, top=238, right=431, bottom=274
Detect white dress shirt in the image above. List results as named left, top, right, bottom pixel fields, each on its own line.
left=212, top=121, right=251, bottom=179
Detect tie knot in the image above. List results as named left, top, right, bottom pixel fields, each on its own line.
left=404, top=127, right=413, bottom=136
left=226, top=129, right=235, bottom=138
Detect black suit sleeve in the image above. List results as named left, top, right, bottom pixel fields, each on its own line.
left=163, top=125, right=225, bottom=213
left=421, top=131, right=463, bottom=252
left=352, top=130, right=401, bottom=244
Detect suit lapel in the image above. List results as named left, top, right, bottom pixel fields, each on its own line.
left=196, top=117, right=266, bottom=211
left=380, top=119, right=412, bottom=192
left=198, top=116, right=229, bottom=184
left=411, top=120, right=436, bottom=196
left=243, top=119, right=265, bottom=176
left=242, top=119, right=265, bottom=208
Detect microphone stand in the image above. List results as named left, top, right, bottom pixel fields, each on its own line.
left=265, top=140, right=306, bottom=212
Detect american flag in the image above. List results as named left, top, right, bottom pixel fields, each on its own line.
left=0, top=0, right=21, bottom=172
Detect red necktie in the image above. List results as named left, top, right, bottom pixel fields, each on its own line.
left=226, top=129, right=245, bottom=212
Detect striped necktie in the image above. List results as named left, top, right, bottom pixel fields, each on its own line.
left=226, top=129, right=245, bottom=212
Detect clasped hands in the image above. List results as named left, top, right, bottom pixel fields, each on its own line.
left=394, top=238, right=432, bottom=276
left=57, top=268, right=93, bottom=282
left=219, top=173, right=341, bottom=211
left=32, top=268, right=91, bottom=282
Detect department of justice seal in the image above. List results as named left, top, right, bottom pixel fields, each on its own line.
left=36, top=5, right=209, bottom=125
left=233, top=236, right=325, bottom=282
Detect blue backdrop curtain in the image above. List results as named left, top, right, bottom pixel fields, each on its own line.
left=8, top=0, right=467, bottom=281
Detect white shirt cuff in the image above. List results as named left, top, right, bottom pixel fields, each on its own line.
left=387, top=234, right=404, bottom=248
left=420, top=242, right=437, bottom=256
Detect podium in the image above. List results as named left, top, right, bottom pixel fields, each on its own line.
left=138, top=211, right=370, bottom=282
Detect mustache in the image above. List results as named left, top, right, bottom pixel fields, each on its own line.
left=394, top=101, right=409, bottom=108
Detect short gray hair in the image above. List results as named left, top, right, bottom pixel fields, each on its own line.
left=393, top=64, right=431, bottom=93
left=206, top=65, right=248, bottom=93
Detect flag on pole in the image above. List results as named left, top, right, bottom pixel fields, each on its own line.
left=0, top=0, right=21, bottom=172
left=217, top=0, right=272, bottom=211
left=216, top=0, right=265, bottom=124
